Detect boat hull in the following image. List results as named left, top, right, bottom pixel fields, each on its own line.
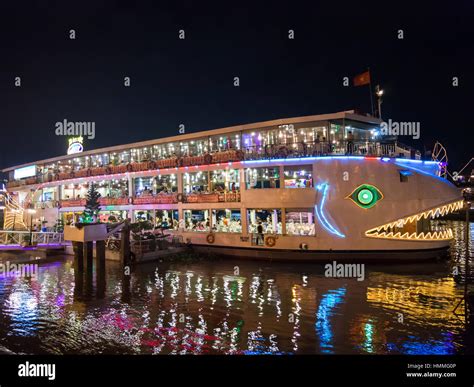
left=191, top=244, right=450, bottom=262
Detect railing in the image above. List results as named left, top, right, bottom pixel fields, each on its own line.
left=184, top=192, right=241, bottom=203
left=133, top=194, right=177, bottom=205
left=0, top=231, right=64, bottom=246
left=7, top=140, right=422, bottom=188
left=58, top=192, right=241, bottom=207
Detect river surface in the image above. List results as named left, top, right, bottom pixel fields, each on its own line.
left=0, top=220, right=472, bottom=355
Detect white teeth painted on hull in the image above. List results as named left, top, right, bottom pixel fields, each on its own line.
left=365, top=200, right=463, bottom=241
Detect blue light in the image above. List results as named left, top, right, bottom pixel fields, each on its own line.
left=394, top=162, right=451, bottom=184
left=315, top=183, right=345, bottom=238
left=398, top=170, right=413, bottom=176
left=240, top=155, right=439, bottom=166
left=315, top=287, right=346, bottom=353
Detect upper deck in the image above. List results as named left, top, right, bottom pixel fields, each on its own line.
left=3, top=110, right=421, bottom=189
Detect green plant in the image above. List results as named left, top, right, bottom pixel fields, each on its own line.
left=83, top=184, right=101, bottom=223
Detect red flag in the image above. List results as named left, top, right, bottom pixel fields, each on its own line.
left=353, top=71, right=371, bottom=86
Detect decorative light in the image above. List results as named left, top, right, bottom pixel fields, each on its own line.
left=315, top=183, right=345, bottom=238
left=365, top=200, right=463, bottom=241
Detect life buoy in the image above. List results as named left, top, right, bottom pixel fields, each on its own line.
left=105, top=166, right=112, bottom=175
left=204, top=154, right=212, bottom=164
left=86, top=168, right=92, bottom=177
left=148, top=160, right=157, bottom=170
left=70, top=172, right=75, bottom=179
left=206, top=233, right=215, bottom=244
left=265, top=236, right=276, bottom=247
left=126, top=163, right=133, bottom=172
left=176, top=193, right=186, bottom=202
left=236, top=150, right=245, bottom=161
left=54, top=173, right=60, bottom=181
left=176, top=158, right=183, bottom=167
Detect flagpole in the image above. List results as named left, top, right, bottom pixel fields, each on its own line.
left=368, top=67, right=374, bottom=117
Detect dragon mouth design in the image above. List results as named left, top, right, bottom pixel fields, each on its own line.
left=365, top=200, right=463, bottom=241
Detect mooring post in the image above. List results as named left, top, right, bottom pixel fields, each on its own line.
left=72, top=241, right=84, bottom=273
left=96, top=240, right=106, bottom=297
left=120, top=220, right=131, bottom=268
left=83, top=241, right=93, bottom=275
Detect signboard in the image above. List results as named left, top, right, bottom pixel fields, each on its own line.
left=67, top=136, right=84, bottom=155
left=14, top=165, right=36, bottom=180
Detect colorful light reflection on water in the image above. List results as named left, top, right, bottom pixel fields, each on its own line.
left=0, top=220, right=471, bottom=355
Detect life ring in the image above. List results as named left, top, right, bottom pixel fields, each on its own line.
left=105, top=166, right=112, bottom=175
left=70, top=172, right=75, bottom=179
left=265, top=235, right=276, bottom=247
left=126, top=163, right=133, bottom=172
left=54, top=173, right=60, bottom=181
left=204, top=154, right=212, bottom=164
left=86, top=168, right=92, bottom=177
left=176, top=157, right=184, bottom=167
left=236, top=150, right=245, bottom=161
left=148, top=160, right=157, bottom=169
left=176, top=193, right=186, bottom=202
left=206, top=233, right=215, bottom=244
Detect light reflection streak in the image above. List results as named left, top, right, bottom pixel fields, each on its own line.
left=315, top=287, right=346, bottom=353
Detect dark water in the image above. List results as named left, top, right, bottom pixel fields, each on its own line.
left=0, top=220, right=472, bottom=355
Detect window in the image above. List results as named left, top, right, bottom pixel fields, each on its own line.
left=245, top=167, right=280, bottom=189
left=285, top=209, right=315, bottom=236
left=211, top=169, right=240, bottom=192
left=212, top=209, right=242, bottom=233
left=184, top=209, right=210, bottom=232
left=183, top=171, right=209, bottom=194
left=155, top=209, right=179, bottom=229
left=284, top=165, right=312, bottom=188
left=399, top=170, right=412, bottom=182
left=247, top=209, right=282, bottom=234
left=99, top=210, right=128, bottom=223
left=134, top=210, right=154, bottom=223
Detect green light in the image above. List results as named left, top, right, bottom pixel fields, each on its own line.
left=347, top=184, right=383, bottom=209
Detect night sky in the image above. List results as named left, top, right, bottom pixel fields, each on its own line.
left=0, top=1, right=472, bottom=177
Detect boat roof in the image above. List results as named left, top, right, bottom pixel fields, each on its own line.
left=2, top=110, right=382, bottom=172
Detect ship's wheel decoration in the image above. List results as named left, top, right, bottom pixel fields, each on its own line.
left=432, top=141, right=448, bottom=178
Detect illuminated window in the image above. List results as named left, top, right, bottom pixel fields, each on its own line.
left=183, top=171, right=209, bottom=194
left=155, top=209, right=179, bottom=229
left=284, top=165, right=312, bottom=188
left=247, top=209, right=282, bottom=234
left=245, top=167, right=280, bottom=189
left=211, top=209, right=242, bottom=233
left=211, top=169, right=240, bottom=192
left=285, top=209, right=315, bottom=236
left=184, top=209, right=210, bottom=232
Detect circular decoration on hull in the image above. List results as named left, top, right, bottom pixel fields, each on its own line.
left=265, top=236, right=276, bottom=247
left=347, top=184, right=383, bottom=209
left=206, top=234, right=215, bottom=244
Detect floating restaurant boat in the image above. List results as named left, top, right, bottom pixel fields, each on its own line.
left=1, top=111, right=463, bottom=261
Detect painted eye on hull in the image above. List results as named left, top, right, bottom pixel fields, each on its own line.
left=347, top=184, right=383, bottom=209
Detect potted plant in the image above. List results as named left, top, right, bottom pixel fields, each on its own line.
left=64, top=184, right=108, bottom=242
